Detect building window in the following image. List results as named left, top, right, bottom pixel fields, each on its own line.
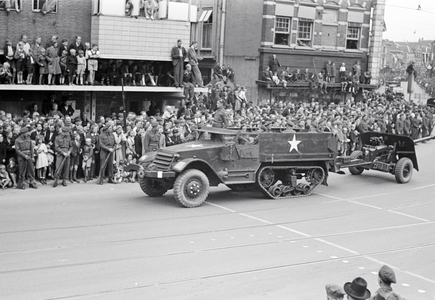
left=274, top=17, right=291, bottom=45
left=201, top=11, right=213, bottom=49
left=33, top=0, right=57, bottom=14
left=346, top=26, right=360, bottom=49
left=297, top=20, right=313, bottom=47
left=0, top=0, right=21, bottom=11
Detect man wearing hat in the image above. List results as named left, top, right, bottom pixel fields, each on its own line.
left=143, top=121, right=161, bottom=153
left=98, top=124, right=116, bottom=184
left=371, top=265, right=396, bottom=300
left=344, top=277, right=371, bottom=300
left=15, top=127, right=38, bottom=189
left=53, top=126, right=73, bottom=187
left=326, top=284, right=346, bottom=300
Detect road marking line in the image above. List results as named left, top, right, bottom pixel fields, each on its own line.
left=315, top=193, right=383, bottom=209
left=388, top=210, right=430, bottom=222
left=209, top=202, right=435, bottom=286
left=402, top=283, right=410, bottom=287
left=206, top=202, right=236, bottom=212
left=315, top=238, right=359, bottom=255
left=276, top=224, right=311, bottom=238
left=349, top=193, right=390, bottom=200
left=411, top=183, right=435, bottom=190
left=239, top=213, right=273, bottom=224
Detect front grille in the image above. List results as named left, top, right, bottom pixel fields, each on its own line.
left=153, top=152, right=175, bottom=170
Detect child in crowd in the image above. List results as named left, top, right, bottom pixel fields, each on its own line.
left=339, top=62, right=346, bottom=79
left=125, top=153, right=137, bottom=183
left=108, top=62, right=120, bottom=86
left=6, top=157, right=17, bottom=187
left=4, top=39, right=16, bottom=84
left=330, top=62, right=337, bottom=83
left=14, top=41, right=26, bottom=84
left=46, top=147, right=54, bottom=179
left=76, top=50, right=86, bottom=85
left=25, top=48, right=35, bottom=85
left=35, top=136, right=48, bottom=184
left=317, top=70, right=328, bottom=94
left=133, top=64, right=143, bottom=86
left=145, top=0, right=158, bottom=20
left=125, top=130, right=137, bottom=158
left=67, top=49, right=78, bottom=85
left=38, top=48, right=48, bottom=85
left=59, top=49, right=68, bottom=85
left=0, top=164, right=12, bottom=189
left=70, top=132, right=82, bottom=183
left=82, top=138, right=94, bottom=182
left=87, top=44, right=100, bottom=85
left=84, top=42, right=91, bottom=85
left=0, top=62, right=13, bottom=84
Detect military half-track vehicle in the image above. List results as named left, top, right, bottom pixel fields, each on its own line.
left=335, top=132, right=418, bottom=183
left=126, top=128, right=338, bottom=208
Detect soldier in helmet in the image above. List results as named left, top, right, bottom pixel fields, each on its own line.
left=15, top=127, right=38, bottom=189
left=98, top=123, right=116, bottom=184
left=53, top=126, right=72, bottom=187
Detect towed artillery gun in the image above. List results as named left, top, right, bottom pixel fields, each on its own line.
left=335, top=132, right=418, bottom=183
left=126, top=127, right=338, bottom=207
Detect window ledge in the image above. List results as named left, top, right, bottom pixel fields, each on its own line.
left=322, top=22, right=338, bottom=26
left=295, top=46, right=315, bottom=51
left=344, top=49, right=363, bottom=53
left=321, top=48, right=340, bottom=52
left=272, top=45, right=293, bottom=49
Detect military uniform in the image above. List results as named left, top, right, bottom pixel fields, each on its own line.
left=54, top=127, right=73, bottom=187
left=98, top=127, right=116, bottom=182
left=14, top=128, right=37, bottom=189
left=371, top=265, right=396, bottom=300
left=143, top=122, right=161, bottom=153
left=211, top=105, right=228, bottom=142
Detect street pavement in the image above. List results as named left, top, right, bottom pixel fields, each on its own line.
left=1, top=142, right=435, bottom=300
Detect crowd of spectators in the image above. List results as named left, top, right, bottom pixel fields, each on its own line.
left=0, top=36, right=209, bottom=88
left=0, top=35, right=101, bottom=86
left=0, top=74, right=433, bottom=190
left=262, top=56, right=372, bottom=95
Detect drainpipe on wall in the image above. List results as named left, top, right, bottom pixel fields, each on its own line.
left=219, top=0, right=226, bottom=64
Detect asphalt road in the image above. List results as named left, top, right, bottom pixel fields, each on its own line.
left=1, top=142, right=435, bottom=300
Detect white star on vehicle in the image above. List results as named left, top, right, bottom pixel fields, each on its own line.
left=288, top=135, right=301, bottom=153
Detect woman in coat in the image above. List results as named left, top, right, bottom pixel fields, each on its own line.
left=46, top=41, right=61, bottom=85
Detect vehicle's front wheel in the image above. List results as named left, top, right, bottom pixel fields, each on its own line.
left=174, top=169, right=209, bottom=208
left=139, top=178, right=168, bottom=197
left=349, top=150, right=364, bottom=175
left=395, top=157, right=413, bottom=183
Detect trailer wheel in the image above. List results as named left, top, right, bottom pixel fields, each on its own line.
left=395, top=158, right=413, bottom=184
left=349, top=150, right=364, bottom=175
left=174, top=169, right=209, bottom=208
left=139, top=178, right=168, bottom=197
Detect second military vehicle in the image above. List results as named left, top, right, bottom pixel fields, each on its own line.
left=335, top=132, right=418, bottom=183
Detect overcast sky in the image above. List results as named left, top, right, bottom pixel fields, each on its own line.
left=383, top=0, right=435, bottom=42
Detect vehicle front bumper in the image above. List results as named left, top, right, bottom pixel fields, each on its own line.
left=145, top=170, right=176, bottom=179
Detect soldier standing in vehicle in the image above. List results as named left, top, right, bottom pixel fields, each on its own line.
left=211, top=99, right=229, bottom=142
left=53, top=126, right=72, bottom=187
left=15, top=127, right=38, bottom=189
left=98, top=124, right=116, bottom=184
left=143, top=121, right=161, bottom=153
